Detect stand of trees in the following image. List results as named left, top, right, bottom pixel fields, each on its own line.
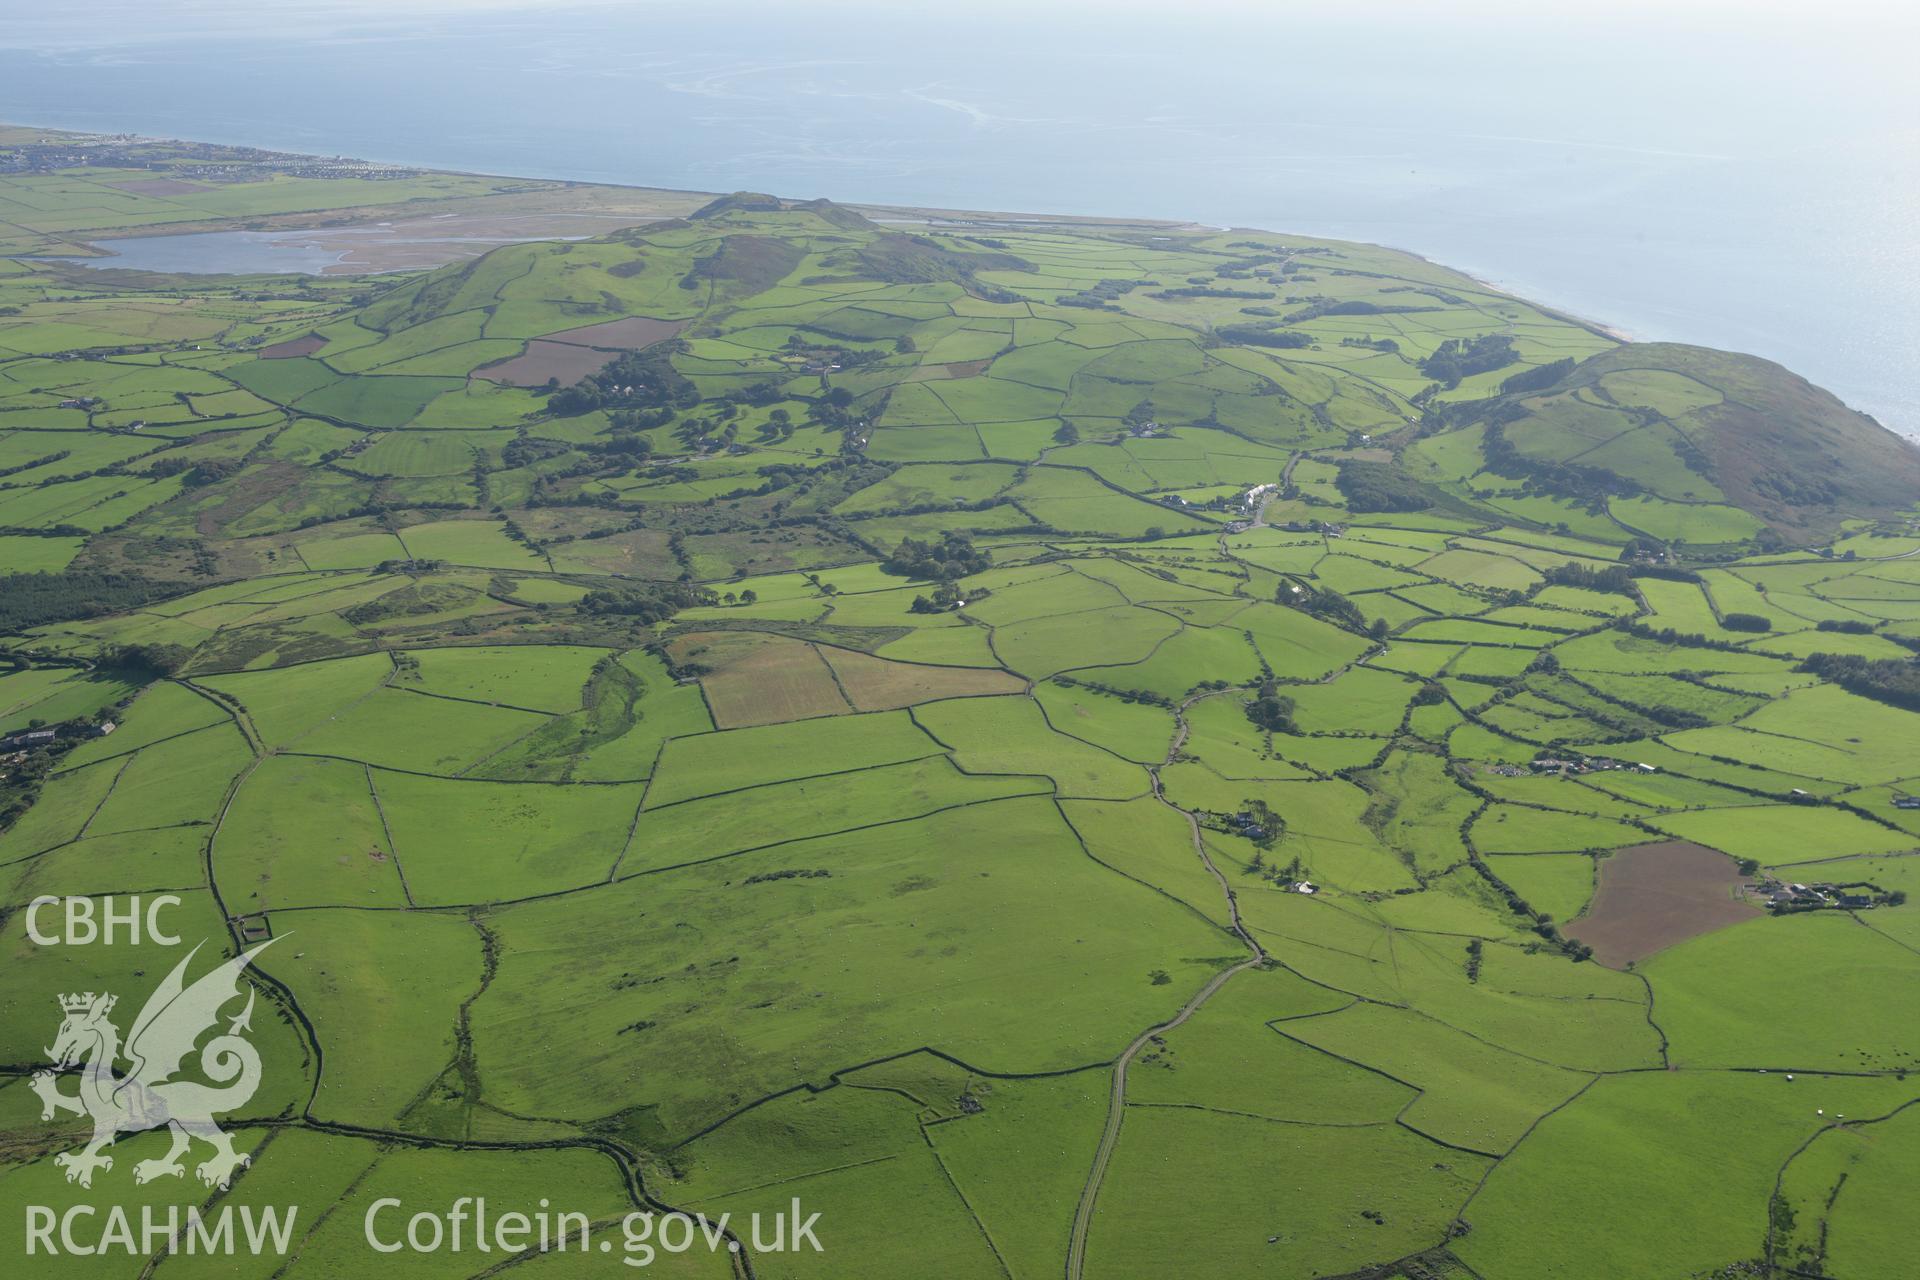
left=1280, top=581, right=1367, bottom=631
left=96, top=643, right=188, bottom=677
left=909, top=582, right=963, bottom=614
left=548, top=345, right=699, bottom=417
left=0, top=571, right=186, bottom=631
left=1500, top=357, right=1575, bottom=395
left=1543, top=562, right=1637, bottom=595
left=1799, top=652, right=1920, bottom=712
left=1334, top=460, right=1432, bottom=512
left=1213, top=324, right=1311, bottom=349
left=1419, top=334, right=1519, bottom=387
left=1244, top=678, right=1297, bottom=733
left=1058, top=278, right=1150, bottom=310
left=579, top=581, right=717, bottom=624
left=881, top=533, right=990, bottom=581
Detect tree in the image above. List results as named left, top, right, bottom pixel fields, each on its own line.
left=910, top=581, right=964, bottom=613
left=1334, top=460, right=1432, bottom=513
left=1244, top=678, right=1296, bottom=733
left=102, top=643, right=189, bottom=677
left=579, top=582, right=717, bottom=624
left=1280, top=582, right=1366, bottom=631
left=882, top=534, right=990, bottom=581
left=1418, top=334, right=1518, bottom=387
left=1544, top=562, right=1636, bottom=595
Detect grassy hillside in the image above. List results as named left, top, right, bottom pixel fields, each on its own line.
left=1414, top=342, right=1920, bottom=543
left=2, top=138, right=1919, bottom=1280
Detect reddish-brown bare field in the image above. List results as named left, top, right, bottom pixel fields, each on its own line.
left=543, top=316, right=688, bottom=350
left=821, top=645, right=1023, bottom=711
left=105, top=178, right=215, bottom=195
left=259, top=333, right=328, bottom=359
left=1565, top=840, right=1760, bottom=968
left=474, top=340, right=617, bottom=387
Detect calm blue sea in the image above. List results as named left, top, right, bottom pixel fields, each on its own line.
left=3, top=1, right=1915, bottom=434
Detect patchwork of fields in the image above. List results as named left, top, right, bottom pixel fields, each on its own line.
left=3, top=133, right=1920, bottom=1279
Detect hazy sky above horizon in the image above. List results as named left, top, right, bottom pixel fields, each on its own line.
left=5, top=0, right=1919, bottom=45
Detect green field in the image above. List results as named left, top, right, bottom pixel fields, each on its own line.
left=3, top=128, right=1919, bottom=1280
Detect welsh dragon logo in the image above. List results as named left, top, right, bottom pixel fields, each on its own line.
left=30, top=939, right=274, bottom=1190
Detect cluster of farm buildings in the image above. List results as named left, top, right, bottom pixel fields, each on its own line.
left=1485, top=755, right=1657, bottom=779
left=1749, top=877, right=1879, bottom=912
left=0, top=720, right=114, bottom=771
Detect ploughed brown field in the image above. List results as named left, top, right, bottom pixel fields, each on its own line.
left=1565, top=840, right=1760, bottom=967
left=475, top=316, right=688, bottom=386
left=540, top=316, right=688, bottom=350
left=475, top=339, right=618, bottom=387
left=258, top=333, right=329, bottom=358
left=913, top=359, right=991, bottom=380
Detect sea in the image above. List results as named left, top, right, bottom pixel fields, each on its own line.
left=3, top=1, right=1915, bottom=434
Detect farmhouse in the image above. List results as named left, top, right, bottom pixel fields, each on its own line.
left=1750, top=876, right=1893, bottom=913
left=0, top=728, right=57, bottom=751
left=1222, top=810, right=1273, bottom=841
left=1526, top=753, right=1640, bottom=777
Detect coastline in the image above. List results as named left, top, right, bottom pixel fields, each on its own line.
left=10, top=118, right=1636, bottom=357
left=1452, top=266, right=1633, bottom=345
left=16, top=117, right=1899, bottom=430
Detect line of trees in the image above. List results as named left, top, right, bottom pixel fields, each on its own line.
left=1798, top=652, right=1920, bottom=712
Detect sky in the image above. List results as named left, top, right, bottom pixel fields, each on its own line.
left=4, top=0, right=1918, bottom=43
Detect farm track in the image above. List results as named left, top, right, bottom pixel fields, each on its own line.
left=1065, top=686, right=1268, bottom=1280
